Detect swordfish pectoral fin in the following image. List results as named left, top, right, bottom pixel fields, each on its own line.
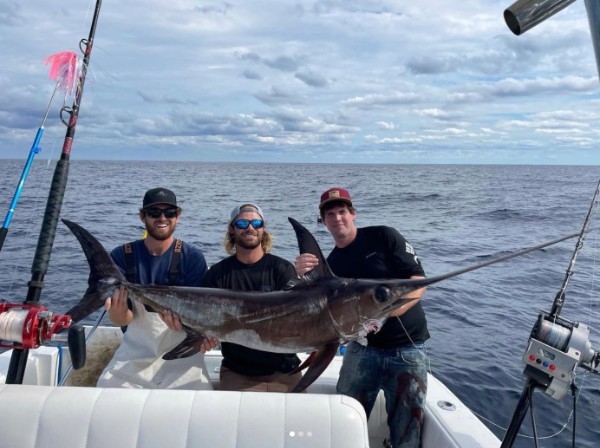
left=290, top=350, right=316, bottom=374
left=162, top=326, right=207, bottom=360
left=291, top=343, right=339, bottom=393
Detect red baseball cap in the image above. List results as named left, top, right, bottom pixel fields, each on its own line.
left=319, top=187, right=352, bottom=210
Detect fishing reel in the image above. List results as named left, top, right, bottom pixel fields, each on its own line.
left=0, top=302, right=86, bottom=369
left=522, top=311, right=599, bottom=400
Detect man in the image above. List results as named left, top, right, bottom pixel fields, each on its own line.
left=295, top=187, right=428, bottom=448
left=97, top=187, right=213, bottom=390
left=203, top=203, right=302, bottom=392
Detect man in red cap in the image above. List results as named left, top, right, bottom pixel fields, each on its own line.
left=295, top=187, right=429, bottom=448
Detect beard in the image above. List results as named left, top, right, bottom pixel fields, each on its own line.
left=145, top=221, right=176, bottom=241
left=234, top=232, right=262, bottom=250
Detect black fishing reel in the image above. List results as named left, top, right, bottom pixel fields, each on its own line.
left=0, top=302, right=86, bottom=370
left=522, top=311, right=599, bottom=400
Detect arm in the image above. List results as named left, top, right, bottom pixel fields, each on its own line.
left=385, top=227, right=427, bottom=316
left=390, top=276, right=426, bottom=317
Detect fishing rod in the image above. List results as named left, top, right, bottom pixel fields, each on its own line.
left=550, top=180, right=600, bottom=318
left=0, top=135, right=43, bottom=254
left=500, top=2, right=600, bottom=445
left=500, top=180, right=600, bottom=448
left=0, top=52, right=79, bottom=254
left=4, top=0, right=103, bottom=385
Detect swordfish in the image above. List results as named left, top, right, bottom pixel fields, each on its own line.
left=62, top=218, right=577, bottom=392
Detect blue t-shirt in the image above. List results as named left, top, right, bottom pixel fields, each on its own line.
left=110, top=239, right=207, bottom=308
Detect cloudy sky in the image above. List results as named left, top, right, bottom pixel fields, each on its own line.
left=1, top=0, right=599, bottom=164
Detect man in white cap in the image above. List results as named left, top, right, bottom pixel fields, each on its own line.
left=98, top=187, right=214, bottom=390
left=203, top=203, right=302, bottom=392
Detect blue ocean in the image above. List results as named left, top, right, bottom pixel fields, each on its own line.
left=1, top=160, right=599, bottom=447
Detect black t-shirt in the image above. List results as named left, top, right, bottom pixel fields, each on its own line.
left=327, top=226, right=430, bottom=349
left=203, top=253, right=301, bottom=376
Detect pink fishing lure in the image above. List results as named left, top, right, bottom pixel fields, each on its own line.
left=44, top=51, right=80, bottom=94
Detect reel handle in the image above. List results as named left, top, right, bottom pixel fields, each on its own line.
left=68, top=324, right=86, bottom=370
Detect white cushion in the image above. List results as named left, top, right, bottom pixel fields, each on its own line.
left=0, top=385, right=369, bottom=448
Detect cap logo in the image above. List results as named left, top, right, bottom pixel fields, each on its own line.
left=328, top=191, right=341, bottom=199
left=156, top=191, right=167, bottom=197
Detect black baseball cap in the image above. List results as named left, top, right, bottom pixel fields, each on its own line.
left=142, top=188, right=178, bottom=209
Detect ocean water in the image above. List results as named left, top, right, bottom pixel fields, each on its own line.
left=1, top=160, right=599, bottom=447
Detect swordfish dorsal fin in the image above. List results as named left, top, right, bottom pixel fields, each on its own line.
left=62, top=219, right=126, bottom=323
left=288, top=217, right=335, bottom=279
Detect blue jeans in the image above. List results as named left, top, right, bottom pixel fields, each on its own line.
left=337, top=341, right=428, bottom=448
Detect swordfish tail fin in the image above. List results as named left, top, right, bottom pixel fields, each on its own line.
left=62, top=219, right=126, bottom=323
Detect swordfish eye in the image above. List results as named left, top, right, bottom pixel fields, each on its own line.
left=374, top=285, right=391, bottom=303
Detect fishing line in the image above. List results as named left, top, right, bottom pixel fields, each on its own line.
left=470, top=407, right=573, bottom=442
left=395, top=316, right=432, bottom=374
left=0, top=310, right=27, bottom=343
left=535, top=320, right=571, bottom=351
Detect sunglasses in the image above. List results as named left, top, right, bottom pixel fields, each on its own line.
left=144, top=207, right=179, bottom=218
left=233, top=219, right=264, bottom=230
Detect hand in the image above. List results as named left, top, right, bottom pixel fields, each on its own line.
left=104, top=286, right=132, bottom=326
left=200, top=337, right=220, bottom=353
left=159, top=309, right=183, bottom=331
left=294, top=253, right=319, bottom=276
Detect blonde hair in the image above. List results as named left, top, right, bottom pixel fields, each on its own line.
left=224, top=227, right=273, bottom=255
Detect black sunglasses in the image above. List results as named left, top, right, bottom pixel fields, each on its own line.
left=233, top=219, right=264, bottom=230
left=144, top=207, right=179, bottom=218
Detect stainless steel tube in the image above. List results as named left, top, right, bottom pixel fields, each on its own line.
left=504, top=0, right=577, bottom=35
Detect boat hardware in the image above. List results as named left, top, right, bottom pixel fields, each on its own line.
left=500, top=180, right=600, bottom=447
left=504, top=0, right=600, bottom=81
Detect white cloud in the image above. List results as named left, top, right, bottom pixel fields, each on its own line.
left=0, top=0, right=598, bottom=164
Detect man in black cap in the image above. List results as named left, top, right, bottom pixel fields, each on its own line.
left=97, top=187, right=214, bottom=390
left=202, top=202, right=302, bottom=392
left=295, top=187, right=429, bottom=448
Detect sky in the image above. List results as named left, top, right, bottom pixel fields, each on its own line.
left=0, top=0, right=599, bottom=165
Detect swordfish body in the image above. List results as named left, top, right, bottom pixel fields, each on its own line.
left=61, top=218, right=577, bottom=392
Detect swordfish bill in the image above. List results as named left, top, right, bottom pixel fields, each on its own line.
left=61, top=218, right=578, bottom=392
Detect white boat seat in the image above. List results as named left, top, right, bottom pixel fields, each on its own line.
left=0, top=384, right=369, bottom=448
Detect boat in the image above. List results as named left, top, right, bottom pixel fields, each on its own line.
left=1, top=1, right=600, bottom=447
left=0, top=326, right=502, bottom=448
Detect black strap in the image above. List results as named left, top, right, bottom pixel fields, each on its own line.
left=168, top=239, right=183, bottom=284
left=123, top=242, right=136, bottom=282
left=120, top=239, right=183, bottom=329
left=123, top=239, right=183, bottom=285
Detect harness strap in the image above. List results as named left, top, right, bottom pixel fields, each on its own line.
left=168, top=239, right=183, bottom=284
left=121, top=239, right=183, bottom=326
left=123, top=239, right=183, bottom=285
left=123, top=242, right=136, bottom=282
